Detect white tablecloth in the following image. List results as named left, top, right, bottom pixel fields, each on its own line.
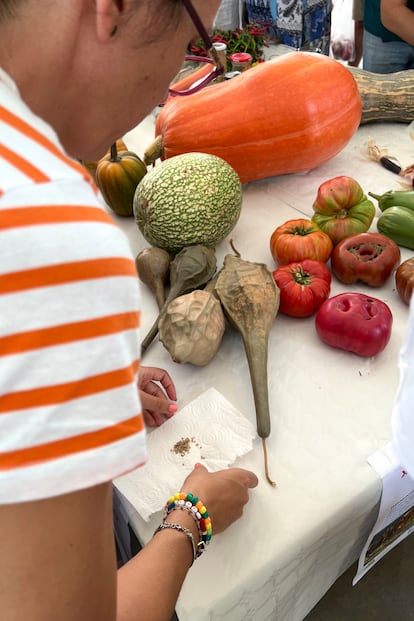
left=114, top=112, right=414, bottom=621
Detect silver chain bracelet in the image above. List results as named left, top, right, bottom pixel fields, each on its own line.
left=153, top=521, right=197, bottom=565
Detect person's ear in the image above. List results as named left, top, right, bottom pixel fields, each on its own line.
left=95, top=0, right=124, bottom=42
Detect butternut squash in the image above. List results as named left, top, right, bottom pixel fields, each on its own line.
left=347, top=66, right=414, bottom=124
left=145, top=52, right=362, bottom=183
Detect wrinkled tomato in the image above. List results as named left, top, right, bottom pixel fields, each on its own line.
left=331, top=232, right=400, bottom=287
left=272, top=259, right=331, bottom=317
left=311, top=176, right=376, bottom=245
left=315, top=292, right=393, bottom=357
left=395, top=257, right=414, bottom=305
left=269, top=218, right=333, bottom=266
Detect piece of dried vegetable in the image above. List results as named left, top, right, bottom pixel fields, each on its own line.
left=141, top=245, right=217, bottom=356
left=215, top=243, right=280, bottom=486
left=159, top=289, right=225, bottom=366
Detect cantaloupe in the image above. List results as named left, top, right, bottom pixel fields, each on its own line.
left=133, top=152, right=242, bottom=254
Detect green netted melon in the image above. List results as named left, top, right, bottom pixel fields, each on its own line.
left=133, top=152, right=242, bottom=253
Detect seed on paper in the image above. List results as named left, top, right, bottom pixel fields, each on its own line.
left=170, top=436, right=201, bottom=457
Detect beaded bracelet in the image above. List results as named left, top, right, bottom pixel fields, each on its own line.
left=164, top=492, right=212, bottom=559
left=153, top=521, right=196, bottom=565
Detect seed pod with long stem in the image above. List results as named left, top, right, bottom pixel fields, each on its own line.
left=215, top=242, right=280, bottom=487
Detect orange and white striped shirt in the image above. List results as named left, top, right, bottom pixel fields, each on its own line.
left=0, top=69, right=146, bottom=503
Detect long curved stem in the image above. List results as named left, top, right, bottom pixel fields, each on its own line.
left=262, top=438, right=277, bottom=487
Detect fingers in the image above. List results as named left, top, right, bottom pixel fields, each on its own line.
left=139, top=366, right=177, bottom=401
left=143, top=409, right=166, bottom=428
left=180, top=465, right=258, bottom=535
left=139, top=390, right=178, bottom=427
left=143, top=381, right=168, bottom=401
left=230, top=467, right=259, bottom=489
left=138, top=367, right=178, bottom=429
left=188, top=464, right=258, bottom=487
left=191, top=464, right=257, bottom=486
left=140, top=390, right=177, bottom=417
left=182, top=465, right=258, bottom=501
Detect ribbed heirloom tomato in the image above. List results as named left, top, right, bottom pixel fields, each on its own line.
left=269, top=218, right=333, bottom=266
left=395, top=257, right=414, bottom=305
left=272, top=259, right=332, bottom=318
left=311, top=176, right=376, bottom=245
left=331, top=232, right=400, bottom=287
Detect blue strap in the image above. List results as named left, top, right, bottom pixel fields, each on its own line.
left=269, top=0, right=277, bottom=22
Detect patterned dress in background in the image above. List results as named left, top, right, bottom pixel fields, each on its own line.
left=245, top=0, right=333, bottom=54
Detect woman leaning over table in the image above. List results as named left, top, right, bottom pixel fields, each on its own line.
left=0, top=2, right=258, bottom=620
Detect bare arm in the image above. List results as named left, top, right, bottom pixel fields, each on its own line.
left=381, top=0, right=414, bottom=45
left=0, top=483, right=117, bottom=621
left=117, top=509, right=198, bottom=621
left=349, top=20, right=364, bottom=66
left=0, top=466, right=258, bottom=621
left=0, top=484, right=196, bottom=621
left=117, top=464, right=258, bottom=620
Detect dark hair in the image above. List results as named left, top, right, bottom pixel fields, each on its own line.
left=139, top=0, right=182, bottom=42
left=0, top=0, right=21, bottom=19
left=0, top=0, right=183, bottom=32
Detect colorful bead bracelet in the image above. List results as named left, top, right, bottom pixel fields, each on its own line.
left=164, top=492, right=212, bottom=558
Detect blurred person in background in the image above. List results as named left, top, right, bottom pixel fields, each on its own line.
left=381, top=0, right=414, bottom=45
left=363, top=0, right=414, bottom=71
left=244, top=0, right=333, bottom=55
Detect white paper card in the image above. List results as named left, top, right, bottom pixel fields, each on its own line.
left=353, top=442, right=414, bottom=585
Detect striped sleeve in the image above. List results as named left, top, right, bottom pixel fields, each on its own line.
left=0, top=82, right=146, bottom=503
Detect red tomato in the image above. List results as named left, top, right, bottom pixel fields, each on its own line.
left=395, top=257, right=414, bottom=305
left=272, top=259, right=332, bottom=318
left=331, top=232, right=400, bottom=287
left=315, top=292, right=393, bottom=357
left=269, top=218, right=333, bottom=266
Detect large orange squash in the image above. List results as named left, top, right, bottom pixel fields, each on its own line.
left=145, top=52, right=362, bottom=184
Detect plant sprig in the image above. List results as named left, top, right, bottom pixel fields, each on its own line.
left=190, top=24, right=268, bottom=71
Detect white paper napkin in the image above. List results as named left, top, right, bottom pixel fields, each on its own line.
left=115, top=388, right=256, bottom=521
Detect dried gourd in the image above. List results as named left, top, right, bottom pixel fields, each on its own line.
left=141, top=245, right=217, bottom=356
left=215, top=243, right=280, bottom=487
left=135, top=247, right=171, bottom=310
left=158, top=289, right=225, bottom=365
